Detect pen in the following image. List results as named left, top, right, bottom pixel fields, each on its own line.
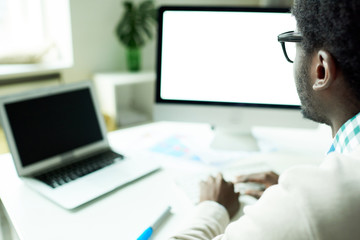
left=137, top=206, right=172, bottom=240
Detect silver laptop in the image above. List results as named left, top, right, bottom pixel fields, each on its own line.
left=0, top=81, right=160, bottom=210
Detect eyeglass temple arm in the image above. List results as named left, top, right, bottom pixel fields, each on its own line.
left=280, top=42, right=294, bottom=63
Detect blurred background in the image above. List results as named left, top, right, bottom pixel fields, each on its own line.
left=0, top=0, right=293, bottom=155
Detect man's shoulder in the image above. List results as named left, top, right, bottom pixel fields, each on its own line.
left=271, top=150, right=360, bottom=239
left=321, top=145, right=360, bottom=173
left=280, top=146, right=360, bottom=185
left=276, top=148, right=360, bottom=213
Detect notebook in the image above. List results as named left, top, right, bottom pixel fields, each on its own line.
left=0, top=81, right=160, bottom=210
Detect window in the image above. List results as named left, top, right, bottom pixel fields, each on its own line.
left=0, top=0, right=73, bottom=75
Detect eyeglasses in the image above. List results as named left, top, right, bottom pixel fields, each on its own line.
left=278, top=31, right=303, bottom=63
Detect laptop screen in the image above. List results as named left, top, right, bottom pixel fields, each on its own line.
left=4, top=88, right=103, bottom=167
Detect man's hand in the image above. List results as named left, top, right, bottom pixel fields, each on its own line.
left=199, top=173, right=240, bottom=219
left=234, top=171, right=279, bottom=199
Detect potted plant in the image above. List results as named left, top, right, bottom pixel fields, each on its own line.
left=115, top=0, right=157, bottom=72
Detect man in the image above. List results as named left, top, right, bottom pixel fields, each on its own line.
left=171, top=0, right=360, bottom=239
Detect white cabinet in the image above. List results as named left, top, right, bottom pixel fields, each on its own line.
left=93, top=71, right=155, bottom=129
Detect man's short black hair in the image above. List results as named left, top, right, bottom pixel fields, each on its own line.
left=292, top=1, right=360, bottom=100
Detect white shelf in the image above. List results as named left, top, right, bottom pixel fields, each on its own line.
left=93, top=71, right=155, bottom=86
left=93, top=71, right=156, bottom=128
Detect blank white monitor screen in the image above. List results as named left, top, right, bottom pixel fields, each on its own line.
left=157, top=7, right=299, bottom=108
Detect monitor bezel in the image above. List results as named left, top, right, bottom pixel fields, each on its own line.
left=155, top=6, right=300, bottom=110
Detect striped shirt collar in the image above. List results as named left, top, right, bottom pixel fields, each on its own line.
left=330, top=112, right=360, bottom=154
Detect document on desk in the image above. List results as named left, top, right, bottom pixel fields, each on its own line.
left=108, top=122, right=254, bottom=167
left=150, top=135, right=253, bottom=166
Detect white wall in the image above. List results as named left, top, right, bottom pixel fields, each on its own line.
left=62, top=0, right=263, bottom=82
left=62, top=0, right=124, bottom=82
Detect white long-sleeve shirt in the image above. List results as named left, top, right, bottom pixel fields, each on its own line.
left=170, top=146, right=360, bottom=240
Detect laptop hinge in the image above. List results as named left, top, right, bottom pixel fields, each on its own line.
left=60, top=147, right=113, bottom=164
left=60, top=151, right=75, bottom=163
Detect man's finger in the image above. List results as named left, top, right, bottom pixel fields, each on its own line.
left=216, top=173, right=226, bottom=184
left=207, top=175, right=216, bottom=183
left=244, top=189, right=264, bottom=199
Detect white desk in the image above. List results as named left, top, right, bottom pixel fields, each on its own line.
left=0, top=121, right=330, bottom=240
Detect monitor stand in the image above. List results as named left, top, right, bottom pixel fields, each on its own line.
left=210, top=126, right=259, bottom=152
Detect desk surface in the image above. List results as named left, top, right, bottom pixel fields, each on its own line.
left=0, top=121, right=330, bottom=240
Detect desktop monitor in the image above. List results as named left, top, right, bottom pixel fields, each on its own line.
left=154, top=6, right=317, bottom=151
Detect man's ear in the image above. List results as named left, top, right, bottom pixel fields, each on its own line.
left=312, top=50, right=337, bottom=91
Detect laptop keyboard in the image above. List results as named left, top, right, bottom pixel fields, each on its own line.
left=36, top=151, right=124, bottom=188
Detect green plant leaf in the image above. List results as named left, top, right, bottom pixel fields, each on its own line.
left=123, top=1, right=133, bottom=11
left=115, top=0, right=157, bottom=48
left=141, top=22, right=153, bottom=39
